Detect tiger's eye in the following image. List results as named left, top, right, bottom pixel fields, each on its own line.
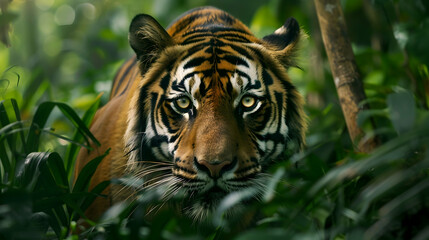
left=175, top=96, right=191, bottom=109
left=241, top=95, right=257, bottom=108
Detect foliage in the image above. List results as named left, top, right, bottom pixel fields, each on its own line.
left=0, top=96, right=109, bottom=239
left=1, top=0, right=429, bottom=239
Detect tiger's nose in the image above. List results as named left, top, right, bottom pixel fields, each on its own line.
left=195, top=158, right=237, bottom=179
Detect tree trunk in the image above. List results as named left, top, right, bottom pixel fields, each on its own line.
left=314, top=0, right=379, bottom=153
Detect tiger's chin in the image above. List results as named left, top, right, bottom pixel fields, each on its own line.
left=180, top=186, right=257, bottom=223
left=183, top=195, right=245, bottom=223
left=185, top=203, right=245, bottom=224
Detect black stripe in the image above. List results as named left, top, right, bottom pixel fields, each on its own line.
left=247, top=46, right=266, bottom=68
left=181, top=33, right=213, bottom=43
left=222, top=55, right=249, bottom=67
left=243, top=77, right=261, bottom=91
left=171, top=82, right=186, bottom=92
left=251, top=104, right=271, bottom=132
left=113, top=59, right=137, bottom=96
left=182, top=72, right=197, bottom=82
left=181, top=26, right=250, bottom=37
left=262, top=69, right=273, bottom=85
left=216, top=33, right=252, bottom=43
left=171, top=13, right=204, bottom=35
left=228, top=173, right=258, bottom=182
left=182, top=37, right=210, bottom=45
left=229, top=44, right=253, bottom=61
left=150, top=135, right=168, bottom=147
left=199, top=77, right=207, bottom=96
left=173, top=165, right=197, bottom=175
left=174, top=174, right=205, bottom=183
left=170, top=132, right=181, bottom=144
left=159, top=74, right=171, bottom=90
left=150, top=93, right=159, bottom=135
left=274, top=92, right=283, bottom=133
left=185, top=44, right=209, bottom=56
left=236, top=70, right=251, bottom=83
left=226, top=80, right=233, bottom=96
left=184, top=57, right=207, bottom=69
left=119, top=69, right=137, bottom=96
left=234, top=164, right=260, bottom=175
left=264, top=132, right=285, bottom=143
left=218, top=12, right=236, bottom=25
left=160, top=104, right=172, bottom=132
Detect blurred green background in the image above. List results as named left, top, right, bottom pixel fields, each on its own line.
left=1, top=0, right=429, bottom=239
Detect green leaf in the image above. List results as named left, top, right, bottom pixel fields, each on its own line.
left=44, top=151, right=69, bottom=188
left=0, top=100, right=13, bottom=175
left=0, top=134, right=11, bottom=179
left=41, top=129, right=88, bottom=149
left=26, top=103, right=54, bottom=153
left=72, top=148, right=110, bottom=193
left=16, top=151, right=69, bottom=192
left=65, top=94, right=102, bottom=179
left=356, top=109, right=388, bottom=127
left=213, top=188, right=257, bottom=226
left=69, top=180, right=110, bottom=219
left=309, top=123, right=429, bottom=196
left=16, top=152, right=47, bottom=190
left=387, top=90, right=416, bottom=134
left=0, top=142, right=8, bottom=182
left=263, top=167, right=285, bottom=202
left=366, top=180, right=429, bottom=240
left=15, top=152, right=72, bottom=238
left=10, top=98, right=27, bottom=152
left=26, top=101, right=100, bottom=153
left=44, top=208, right=63, bottom=238
left=355, top=160, right=429, bottom=211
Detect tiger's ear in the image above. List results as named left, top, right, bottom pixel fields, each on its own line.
left=129, top=14, right=173, bottom=67
left=262, top=17, right=302, bottom=68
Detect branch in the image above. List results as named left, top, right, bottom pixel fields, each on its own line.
left=314, top=0, right=379, bottom=153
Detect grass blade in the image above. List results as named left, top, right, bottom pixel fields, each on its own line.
left=26, top=103, right=55, bottom=153
left=56, top=102, right=100, bottom=146
left=26, top=101, right=100, bottom=154
left=10, top=98, right=27, bottom=152
left=80, top=180, right=110, bottom=213
left=72, top=148, right=110, bottom=193
left=0, top=100, right=15, bottom=155
left=65, top=94, right=102, bottom=179
left=0, top=140, right=10, bottom=181
left=0, top=100, right=13, bottom=177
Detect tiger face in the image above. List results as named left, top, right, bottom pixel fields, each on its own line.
left=121, top=7, right=306, bottom=220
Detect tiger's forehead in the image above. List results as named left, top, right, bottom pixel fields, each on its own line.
left=169, top=53, right=263, bottom=100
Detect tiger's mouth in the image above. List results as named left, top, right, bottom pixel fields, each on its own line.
left=163, top=156, right=265, bottom=221
left=181, top=185, right=230, bottom=220
left=183, top=182, right=229, bottom=204
left=198, top=186, right=228, bottom=203
left=180, top=182, right=261, bottom=222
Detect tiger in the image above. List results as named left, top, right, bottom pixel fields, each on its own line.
left=75, top=6, right=306, bottom=223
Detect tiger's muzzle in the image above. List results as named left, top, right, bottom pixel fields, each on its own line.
left=194, top=157, right=237, bottom=179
